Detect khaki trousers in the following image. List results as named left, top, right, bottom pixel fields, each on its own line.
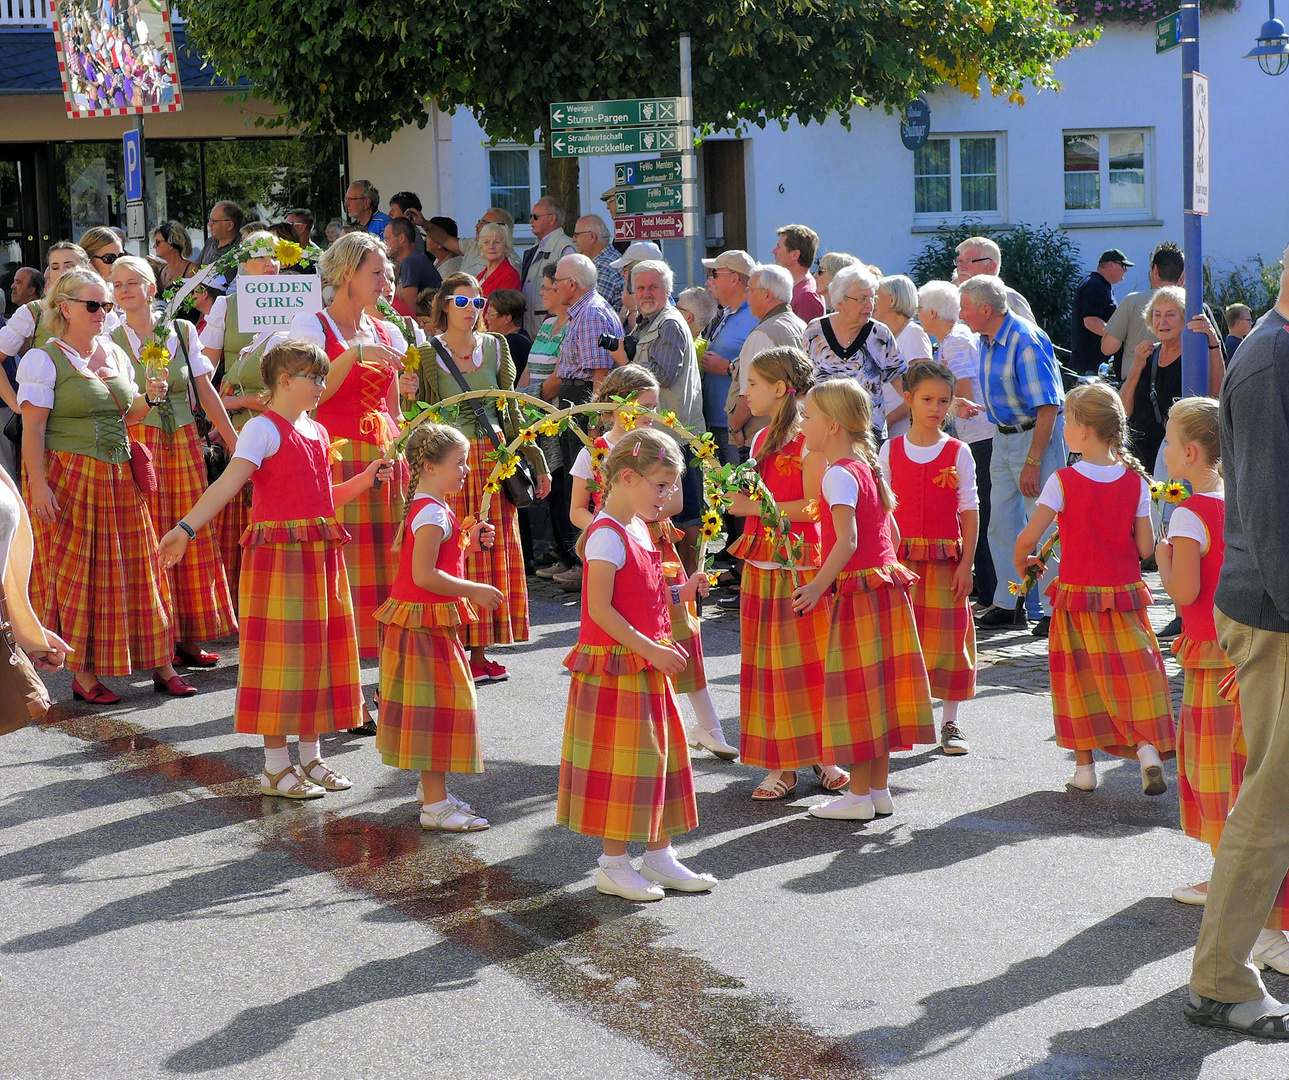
left=1191, top=611, right=1289, bottom=1002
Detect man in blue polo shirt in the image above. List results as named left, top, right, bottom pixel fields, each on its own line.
left=698, top=249, right=759, bottom=465
left=960, top=274, right=1066, bottom=637
left=344, top=180, right=390, bottom=237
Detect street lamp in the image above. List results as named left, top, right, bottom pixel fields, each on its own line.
left=1245, top=0, right=1289, bottom=75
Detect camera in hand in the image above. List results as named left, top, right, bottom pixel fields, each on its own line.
left=598, top=332, right=637, bottom=361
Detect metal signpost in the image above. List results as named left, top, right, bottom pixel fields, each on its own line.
left=123, top=123, right=146, bottom=244
left=1179, top=0, right=1208, bottom=395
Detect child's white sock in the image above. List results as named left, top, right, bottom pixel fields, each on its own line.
left=941, top=700, right=960, bottom=725
left=688, top=687, right=720, bottom=733
left=298, top=738, right=322, bottom=766
left=869, top=787, right=890, bottom=801
left=831, top=791, right=873, bottom=809
left=641, top=844, right=704, bottom=882
left=264, top=744, right=291, bottom=776
left=598, top=852, right=632, bottom=870
left=1137, top=743, right=1163, bottom=769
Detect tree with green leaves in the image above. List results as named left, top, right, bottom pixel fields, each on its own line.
left=178, top=0, right=1093, bottom=218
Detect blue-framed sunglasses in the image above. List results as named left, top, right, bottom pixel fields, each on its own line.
left=449, top=296, right=487, bottom=310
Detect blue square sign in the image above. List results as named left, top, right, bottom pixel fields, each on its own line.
left=123, top=130, right=142, bottom=202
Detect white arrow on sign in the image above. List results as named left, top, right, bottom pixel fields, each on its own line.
left=553, top=136, right=566, bottom=153
left=552, top=108, right=565, bottom=123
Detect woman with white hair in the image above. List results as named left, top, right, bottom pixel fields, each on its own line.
left=877, top=274, right=934, bottom=438
left=676, top=286, right=719, bottom=349
left=477, top=222, right=521, bottom=298
left=802, top=263, right=909, bottom=434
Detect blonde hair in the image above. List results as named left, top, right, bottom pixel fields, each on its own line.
left=394, top=422, right=471, bottom=551
left=1145, top=285, right=1186, bottom=325
left=593, top=365, right=660, bottom=416
left=77, top=226, right=122, bottom=260
left=1064, top=383, right=1152, bottom=484
left=1167, top=396, right=1221, bottom=468
left=110, top=254, right=157, bottom=289
left=260, top=339, right=329, bottom=404
left=806, top=379, right=895, bottom=512
left=574, top=428, right=686, bottom=559
left=40, top=267, right=108, bottom=338
left=318, top=230, right=386, bottom=288
left=750, top=346, right=814, bottom=459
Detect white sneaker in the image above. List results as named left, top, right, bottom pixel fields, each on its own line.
left=1253, top=929, right=1289, bottom=975
left=691, top=723, right=739, bottom=760
left=808, top=793, right=876, bottom=820
left=595, top=863, right=664, bottom=902
left=870, top=789, right=894, bottom=816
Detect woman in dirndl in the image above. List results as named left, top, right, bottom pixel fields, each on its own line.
left=109, top=255, right=238, bottom=675
left=16, top=267, right=180, bottom=705
left=404, top=272, right=549, bottom=685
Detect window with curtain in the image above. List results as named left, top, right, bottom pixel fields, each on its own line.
left=1064, top=129, right=1151, bottom=217
left=913, top=133, right=1002, bottom=223
left=488, top=146, right=549, bottom=233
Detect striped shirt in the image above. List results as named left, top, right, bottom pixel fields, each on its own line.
left=592, top=246, right=626, bottom=311
left=978, top=312, right=1064, bottom=428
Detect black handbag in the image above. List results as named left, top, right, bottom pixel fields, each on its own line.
left=2, top=410, right=19, bottom=445
left=431, top=337, right=536, bottom=509
left=175, top=321, right=227, bottom=485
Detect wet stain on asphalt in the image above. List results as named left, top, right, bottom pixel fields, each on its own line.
left=37, top=705, right=872, bottom=1079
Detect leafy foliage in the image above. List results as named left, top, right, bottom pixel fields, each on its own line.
left=1203, top=254, right=1285, bottom=333
left=909, top=219, right=1085, bottom=345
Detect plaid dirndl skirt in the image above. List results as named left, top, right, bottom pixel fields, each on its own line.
left=215, top=483, right=251, bottom=615
left=654, top=520, right=705, bottom=695
left=332, top=438, right=408, bottom=659
left=739, top=563, right=830, bottom=769
left=1174, top=636, right=1238, bottom=852
left=136, top=423, right=236, bottom=642
left=445, top=437, right=529, bottom=650
left=27, top=450, right=173, bottom=676
left=904, top=556, right=976, bottom=701
left=233, top=537, right=365, bottom=737
left=1049, top=606, right=1176, bottom=759
left=375, top=598, right=481, bottom=773
left=558, top=668, right=698, bottom=843
left=821, top=568, right=935, bottom=764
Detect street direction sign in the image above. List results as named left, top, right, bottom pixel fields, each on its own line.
left=610, top=184, right=684, bottom=215
left=614, top=213, right=686, bottom=242
left=550, top=127, right=680, bottom=158
left=549, top=97, right=681, bottom=129
left=615, top=157, right=683, bottom=187
left=1156, top=11, right=1182, bottom=53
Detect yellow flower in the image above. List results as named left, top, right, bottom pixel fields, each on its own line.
left=497, top=460, right=518, bottom=480
left=692, top=441, right=715, bottom=461
left=700, top=520, right=721, bottom=540
left=706, top=491, right=726, bottom=509
left=140, top=342, right=171, bottom=366
left=274, top=239, right=304, bottom=267
left=762, top=526, right=775, bottom=543
left=402, top=345, right=421, bottom=373
left=1007, top=580, right=1022, bottom=596
left=518, top=427, right=538, bottom=444
left=705, top=571, right=722, bottom=587
left=1163, top=481, right=1189, bottom=503
left=590, top=446, right=609, bottom=469
left=620, top=408, right=639, bottom=431
left=661, top=411, right=679, bottom=428
left=483, top=480, right=501, bottom=495
left=1149, top=481, right=1165, bottom=500
left=539, top=419, right=562, bottom=437
left=701, top=509, right=721, bottom=530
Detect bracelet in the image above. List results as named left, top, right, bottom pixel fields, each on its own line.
left=1208, top=344, right=1220, bottom=351
left=669, top=585, right=681, bottom=605
left=176, top=520, right=196, bottom=540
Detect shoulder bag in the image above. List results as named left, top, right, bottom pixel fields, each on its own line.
left=175, top=321, right=227, bottom=485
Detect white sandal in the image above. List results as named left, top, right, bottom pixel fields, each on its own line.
left=415, top=781, right=473, bottom=813
left=420, top=802, right=490, bottom=832
left=301, top=759, right=353, bottom=791
left=261, top=765, right=325, bottom=800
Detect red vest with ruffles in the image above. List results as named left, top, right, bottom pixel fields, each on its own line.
left=576, top=516, right=671, bottom=648
left=890, top=437, right=964, bottom=561
left=249, top=411, right=336, bottom=524
left=389, top=495, right=465, bottom=604
left=1054, top=468, right=1144, bottom=588
left=1177, top=492, right=1225, bottom=643
left=312, top=312, right=399, bottom=446
left=820, top=459, right=898, bottom=575
left=730, top=430, right=822, bottom=566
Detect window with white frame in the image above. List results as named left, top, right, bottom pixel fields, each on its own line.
left=913, top=134, right=1003, bottom=222
left=487, top=146, right=548, bottom=233
left=1063, top=129, right=1151, bottom=217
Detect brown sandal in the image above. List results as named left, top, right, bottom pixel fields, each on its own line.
left=261, top=765, right=325, bottom=799
left=301, top=759, right=353, bottom=791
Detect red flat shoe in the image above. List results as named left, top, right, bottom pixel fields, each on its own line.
left=174, top=646, right=220, bottom=667
left=72, top=681, right=121, bottom=705
left=153, top=674, right=197, bottom=697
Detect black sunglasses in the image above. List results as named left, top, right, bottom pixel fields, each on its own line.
left=67, top=297, right=115, bottom=314
left=93, top=251, right=122, bottom=265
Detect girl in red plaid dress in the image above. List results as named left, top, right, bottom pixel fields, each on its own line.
left=159, top=340, right=391, bottom=800
left=559, top=428, right=715, bottom=902
left=879, top=360, right=979, bottom=757
left=792, top=380, right=934, bottom=821
left=1014, top=383, right=1174, bottom=796
left=376, top=422, right=501, bottom=832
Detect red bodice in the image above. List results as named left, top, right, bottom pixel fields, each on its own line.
left=576, top=516, right=672, bottom=649
left=389, top=495, right=465, bottom=604
left=890, top=437, right=963, bottom=559
left=312, top=312, right=400, bottom=446
left=1054, top=468, right=1144, bottom=588
left=820, top=458, right=898, bottom=574
left=249, top=411, right=336, bottom=524
left=1178, top=492, right=1225, bottom=643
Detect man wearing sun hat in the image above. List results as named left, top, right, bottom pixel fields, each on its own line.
left=1069, top=247, right=1132, bottom=374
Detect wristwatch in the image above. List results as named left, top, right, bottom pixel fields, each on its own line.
left=727, top=361, right=736, bottom=377
left=1025, top=456, right=1040, bottom=467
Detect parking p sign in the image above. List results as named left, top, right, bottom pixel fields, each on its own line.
left=123, top=130, right=143, bottom=203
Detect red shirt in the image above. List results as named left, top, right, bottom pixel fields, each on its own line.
left=249, top=411, right=336, bottom=524
left=791, top=275, right=826, bottom=323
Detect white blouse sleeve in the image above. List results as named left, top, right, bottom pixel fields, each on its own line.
left=15, top=348, right=57, bottom=409
left=583, top=527, right=627, bottom=568
left=231, top=414, right=281, bottom=466
left=203, top=296, right=227, bottom=351
left=1036, top=471, right=1064, bottom=513
left=1136, top=476, right=1153, bottom=518
left=179, top=322, right=215, bottom=378
left=877, top=439, right=893, bottom=485
left=380, top=320, right=408, bottom=355
left=955, top=442, right=979, bottom=512
left=569, top=446, right=595, bottom=481
left=821, top=464, right=860, bottom=508
left=410, top=500, right=452, bottom=542
left=284, top=313, right=328, bottom=348
left=1167, top=505, right=1209, bottom=554
left=0, top=303, right=36, bottom=358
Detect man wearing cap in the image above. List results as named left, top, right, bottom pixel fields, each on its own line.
left=699, top=250, right=760, bottom=465
left=609, top=240, right=665, bottom=333
left=1070, top=249, right=1131, bottom=374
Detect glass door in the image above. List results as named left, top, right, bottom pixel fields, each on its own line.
left=0, top=147, right=40, bottom=274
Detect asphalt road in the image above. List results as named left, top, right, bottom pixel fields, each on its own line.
left=2, top=579, right=1286, bottom=1079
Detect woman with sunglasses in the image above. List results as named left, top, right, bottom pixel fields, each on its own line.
left=78, top=228, right=127, bottom=311
left=14, top=268, right=181, bottom=705
left=402, top=273, right=550, bottom=684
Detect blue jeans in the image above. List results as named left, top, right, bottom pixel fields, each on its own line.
left=988, top=417, right=1066, bottom=617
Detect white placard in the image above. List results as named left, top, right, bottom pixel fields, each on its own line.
left=1192, top=72, right=1210, bottom=216
left=236, top=274, right=323, bottom=333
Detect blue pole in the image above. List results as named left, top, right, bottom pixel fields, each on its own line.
left=1180, top=0, right=1207, bottom=396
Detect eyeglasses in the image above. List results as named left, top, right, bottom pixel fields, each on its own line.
left=842, top=292, right=875, bottom=304
left=449, top=295, right=487, bottom=309
left=289, top=373, right=328, bottom=388
left=343, top=195, right=368, bottom=204
left=706, top=269, right=737, bottom=279
left=529, top=211, right=552, bottom=221
left=92, top=251, right=122, bottom=264
left=207, top=217, right=231, bottom=225
left=66, top=297, right=115, bottom=313
left=643, top=476, right=681, bottom=498
left=954, top=256, right=992, bottom=268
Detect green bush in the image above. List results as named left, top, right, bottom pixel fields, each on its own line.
left=1203, top=255, right=1283, bottom=336
left=909, top=219, right=1085, bottom=346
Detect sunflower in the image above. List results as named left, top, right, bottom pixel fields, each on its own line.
left=483, top=480, right=501, bottom=495
left=706, top=491, right=726, bottom=509
left=701, top=509, right=722, bottom=530
left=692, top=437, right=716, bottom=460
left=402, top=345, right=421, bottom=373
left=705, top=571, right=722, bottom=587
left=1163, top=480, right=1190, bottom=503
left=497, top=460, right=519, bottom=480
left=762, top=526, right=776, bottom=543
left=518, top=427, right=538, bottom=444
left=620, top=408, right=639, bottom=431
left=139, top=342, right=171, bottom=366
left=1007, top=580, right=1023, bottom=596
left=589, top=446, right=609, bottom=469
left=539, top=419, right=562, bottom=438
left=660, top=410, right=679, bottom=428
left=699, top=519, right=721, bottom=541
left=1149, top=481, right=1165, bottom=500
left=274, top=238, right=304, bottom=267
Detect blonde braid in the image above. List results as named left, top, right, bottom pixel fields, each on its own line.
left=392, top=437, right=430, bottom=552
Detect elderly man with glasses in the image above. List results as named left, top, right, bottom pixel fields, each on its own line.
left=343, top=179, right=389, bottom=238
left=572, top=214, right=624, bottom=310
left=952, top=235, right=1035, bottom=325
left=196, top=201, right=245, bottom=269
left=520, top=199, right=577, bottom=338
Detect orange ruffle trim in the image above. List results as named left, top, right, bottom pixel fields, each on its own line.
left=240, top=518, right=352, bottom=548
left=1045, top=579, right=1152, bottom=612
left=373, top=596, right=477, bottom=629
left=563, top=638, right=680, bottom=676
left=727, top=530, right=822, bottom=568
left=1171, top=633, right=1233, bottom=671
left=834, top=563, right=918, bottom=596
left=898, top=537, right=963, bottom=563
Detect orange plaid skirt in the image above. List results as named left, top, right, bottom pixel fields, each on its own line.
left=332, top=438, right=408, bottom=659
left=558, top=665, right=698, bottom=843
left=215, top=483, right=251, bottom=614
left=821, top=567, right=935, bottom=765
left=233, top=533, right=365, bottom=737
left=135, top=423, right=236, bottom=643
left=1049, top=603, right=1175, bottom=759
left=739, top=563, right=830, bottom=769
left=375, top=598, right=481, bottom=773
left=654, top=520, right=705, bottom=695
left=1173, top=636, right=1238, bottom=853
left=904, top=556, right=976, bottom=701
left=445, top=437, right=529, bottom=650
left=27, top=450, right=173, bottom=676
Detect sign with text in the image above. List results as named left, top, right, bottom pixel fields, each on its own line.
left=236, top=275, right=323, bottom=333
left=899, top=98, right=931, bottom=151
left=550, top=127, right=680, bottom=158
left=1156, top=11, right=1183, bottom=54
left=549, top=98, right=680, bottom=129
left=614, top=214, right=686, bottom=242
left=1191, top=72, right=1210, bottom=214
left=610, top=184, right=684, bottom=215
left=614, top=157, right=683, bottom=187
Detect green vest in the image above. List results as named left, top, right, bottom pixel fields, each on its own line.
left=423, top=335, right=503, bottom=439
left=43, top=340, right=134, bottom=464
left=114, top=323, right=197, bottom=433
left=221, top=292, right=255, bottom=363
left=27, top=300, right=51, bottom=352
left=223, top=331, right=269, bottom=431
